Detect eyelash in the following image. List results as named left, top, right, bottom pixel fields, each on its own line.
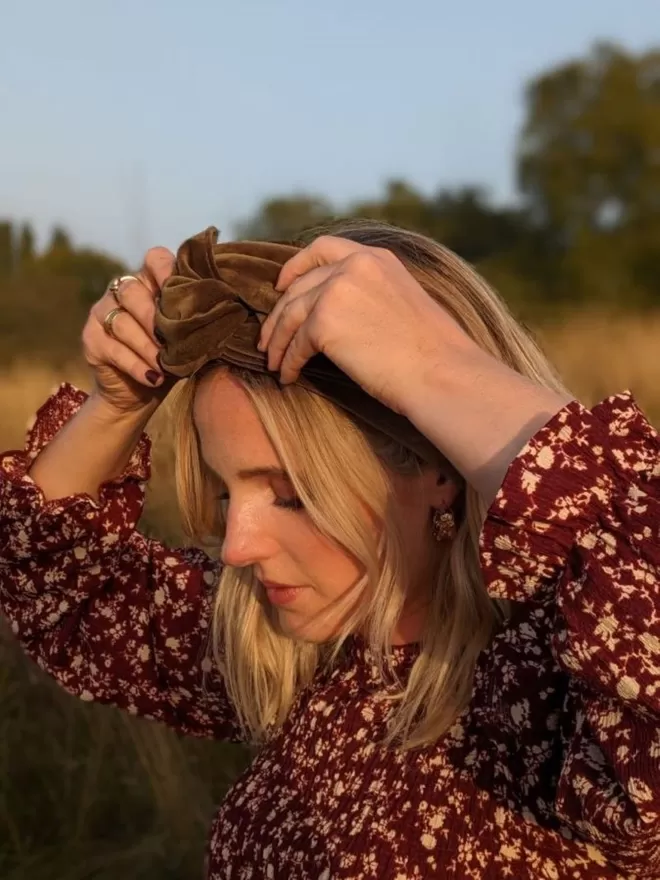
left=274, top=495, right=304, bottom=511
left=216, top=493, right=304, bottom=512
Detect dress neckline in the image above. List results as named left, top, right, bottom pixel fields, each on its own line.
left=339, top=634, right=421, bottom=689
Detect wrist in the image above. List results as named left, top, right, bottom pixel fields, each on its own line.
left=87, top=393, right=159, bottom=434
left=401, top=334, right=482, bottom=425
left=402, top=340, right=573, bottom=503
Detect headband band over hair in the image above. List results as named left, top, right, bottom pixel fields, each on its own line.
left=155, top=226, right=439, bottom=464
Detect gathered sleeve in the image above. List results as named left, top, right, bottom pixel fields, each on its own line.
left=0, top=384, right=244, bottom=742
left=480, top=392, right=660, bottom=875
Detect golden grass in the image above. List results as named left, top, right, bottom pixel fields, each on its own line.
left=537, top=309, right=660, bottom=423
left=0, top=360, right=186, bottom=543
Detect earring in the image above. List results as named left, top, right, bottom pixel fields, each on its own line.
left=432, top=508, right=455, bottom=542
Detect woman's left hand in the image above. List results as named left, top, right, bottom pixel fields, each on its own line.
left=260, top=235, right=572, bottom=503
left=258, top=236, right=467, bottom=417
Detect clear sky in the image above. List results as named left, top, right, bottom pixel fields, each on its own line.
left=2, top=0, right=657, bottom=264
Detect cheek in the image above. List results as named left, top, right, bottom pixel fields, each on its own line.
left=284, top=523, right=362, bottom=596
left=399, top=507, right=428, bottom=551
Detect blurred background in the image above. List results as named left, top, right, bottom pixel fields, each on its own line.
left=1, top=0, right=659, bottom=877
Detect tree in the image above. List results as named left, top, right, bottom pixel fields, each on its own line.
left=234, top=195, right=334, bottom=241
left=518, top=42, right=660, bottom=305
left=429, top=187, right=526, bottom=265
left=0, top=221, right=13, bottom=276
left=351, top=180, right=433, bottom=233
left=18, top=223, right=35, bottom=266
left=48, top=226, right=73, bottom=253
left=34, top=225, right=126, bottom=306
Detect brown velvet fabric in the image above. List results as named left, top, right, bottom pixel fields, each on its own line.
left=155, top=226, right=438, bottom=463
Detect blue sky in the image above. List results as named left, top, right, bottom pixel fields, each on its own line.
left=2, top=0, right=657, bottom=264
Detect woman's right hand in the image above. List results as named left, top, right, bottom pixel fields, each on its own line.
left=83, top=247, right=176, bottom=415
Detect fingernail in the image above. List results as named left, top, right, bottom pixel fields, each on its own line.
left=145, top=370, right=162, bottom=386
left=154, top=328, right=166, bottom=345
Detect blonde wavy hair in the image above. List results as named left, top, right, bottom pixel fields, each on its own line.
left=170, top=219, right=568, bottom=751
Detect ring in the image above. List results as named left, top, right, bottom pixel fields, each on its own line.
left=107, top=274, right=139, bottom=305
left=103, top=306, right=125, bottom=340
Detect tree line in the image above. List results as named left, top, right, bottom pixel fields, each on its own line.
left=2, top=41, right=658, bottom=365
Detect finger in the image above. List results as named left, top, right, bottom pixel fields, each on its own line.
left=260, top=264, right=333, bottom=351
left=142, top=246, right=176, bottom=291
left=110, top=275, right=141, bottom=304
left=101, top=277, right=160, bottom=346
left=275, top=236, right=365, bottom=292
left=266, top=292, right=317, bottom=373
left=85, top=320, right=164, bottom=388
left=106, top=335, right=165, bottom=387
left=92, top=302, right=162, bottom=374
left=279, top=325, right=318, bottom=385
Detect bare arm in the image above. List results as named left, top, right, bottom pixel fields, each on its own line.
left=27, top=245, right=175, bottom=503
left=0, top=251, right=243, bottom=742
left=405, top=341, right=573, bottom=506
left=29, top=392, right=160, bottom=502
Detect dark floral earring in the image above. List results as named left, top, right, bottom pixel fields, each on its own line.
left=432, top=508, right=456, bottom=542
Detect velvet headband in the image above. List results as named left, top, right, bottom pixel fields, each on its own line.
left=155, top=226, right=438, bottom=463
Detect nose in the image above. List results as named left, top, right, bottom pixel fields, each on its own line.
left=220, top=502, right=274, bottom=569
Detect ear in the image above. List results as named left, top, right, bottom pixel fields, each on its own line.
left=424, top=467, right=462, bottom=511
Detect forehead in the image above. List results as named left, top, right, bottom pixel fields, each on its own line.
left=193, top=370, right=278, bottom=469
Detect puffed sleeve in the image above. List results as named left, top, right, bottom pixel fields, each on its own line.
left=0, top=384, right=244, bottom=742
left=480, top=392, right=660, bottom=875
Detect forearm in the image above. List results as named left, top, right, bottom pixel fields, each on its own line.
left=28, top=393, right=159, bottom=502
left=405, top=342, right=572, bottom=505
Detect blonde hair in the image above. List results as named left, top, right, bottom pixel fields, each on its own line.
left=171, top=219, right=568, bottom=751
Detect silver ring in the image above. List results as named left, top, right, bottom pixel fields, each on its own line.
left=103, top=306, right=126, bottom=340
left=107, top=274, right=139, bottom=305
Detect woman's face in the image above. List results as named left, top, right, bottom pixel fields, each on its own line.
left=193, top=371, right=454, bottom=644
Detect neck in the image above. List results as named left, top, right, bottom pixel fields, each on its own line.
left=390, top=602, right=427, bottom=645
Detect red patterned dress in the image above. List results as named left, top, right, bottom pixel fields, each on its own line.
left=1, top=384, right=659, bottom=879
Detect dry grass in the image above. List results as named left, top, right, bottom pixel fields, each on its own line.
left=538, top=309, right=660, bottom=423
left=0, top=360, right=185, bottom=545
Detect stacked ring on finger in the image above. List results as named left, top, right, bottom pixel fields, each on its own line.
left=103, top=306, right=126, bottom=340
left=107, top=274, right=139, bottom=305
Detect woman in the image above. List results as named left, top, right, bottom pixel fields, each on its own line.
left=1, top=220, right=658, bottom=879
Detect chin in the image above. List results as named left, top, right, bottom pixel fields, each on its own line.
left=276, top=611, right=339, bottom=645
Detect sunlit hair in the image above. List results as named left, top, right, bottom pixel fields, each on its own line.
left=170, top=219, right=568, bottom=751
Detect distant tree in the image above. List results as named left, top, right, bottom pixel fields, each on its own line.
left=38, top=247, right=126, bottom=306
left=0, top=221, right=13, bottom=276
left=429, top=187, right=527, bottom=265
left=48, top=226, right=73, bottom=253
left=351, top=180, right=433, bottom=232
left=34, top=225, right=126, bottom=306
left=234, top=195, right=334, bottom=241
left=518, top=42, right=660, bottom=304
left=17, top=223, right=36, bottom=266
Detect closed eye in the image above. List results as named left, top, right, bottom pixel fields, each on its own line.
left=215, top=491, right=303, bottom=512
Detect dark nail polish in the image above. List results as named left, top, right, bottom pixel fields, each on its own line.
left=154, top=329, right=166, bottom=345
left=145, top=370, right=161, bottom=386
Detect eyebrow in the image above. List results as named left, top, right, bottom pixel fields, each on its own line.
left=236, top=466, right=290, bottom=480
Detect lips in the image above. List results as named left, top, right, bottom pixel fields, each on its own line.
left=261, top=581, right=307, bottom=607
left=261, top=580, right=301, bottom=591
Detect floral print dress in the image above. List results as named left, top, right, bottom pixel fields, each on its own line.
left=1, top=384, right=659, bottom=879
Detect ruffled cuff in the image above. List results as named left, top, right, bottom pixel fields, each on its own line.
left=479, top=391, right=659, bottom=601
left=0, top=383, right=152, bottom=563
left=22, top=382, right=151, bottom=480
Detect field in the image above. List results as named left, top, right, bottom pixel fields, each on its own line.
left=1, top=308, right=659, bottom=878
